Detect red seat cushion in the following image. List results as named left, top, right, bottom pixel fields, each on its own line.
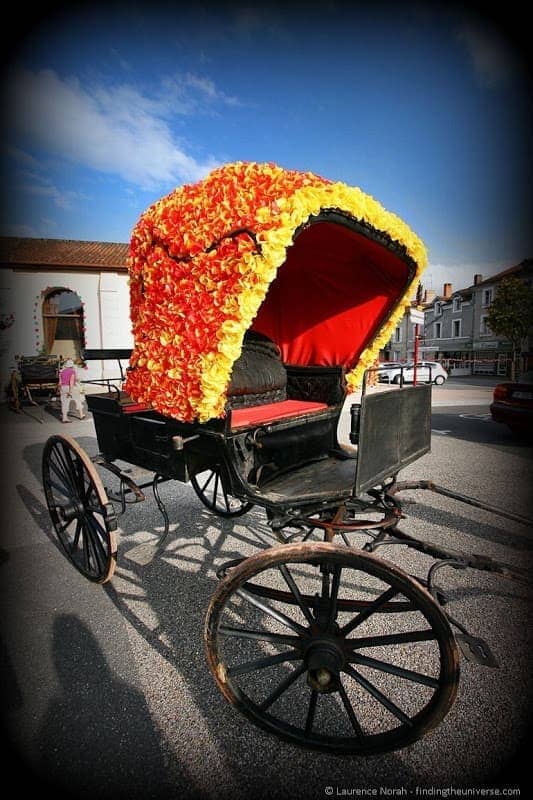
left=230, top=399, right=328, bottom=429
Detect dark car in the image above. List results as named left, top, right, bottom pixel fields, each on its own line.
left=490, top=371, right=533, bottom=435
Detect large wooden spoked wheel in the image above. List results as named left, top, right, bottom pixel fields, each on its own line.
left=190, top=464, right=253, bottom=518
left=42, top=435, right=118, bottom=583
left=205, top=543, right=460, bottom=755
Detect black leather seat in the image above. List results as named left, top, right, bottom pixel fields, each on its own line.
left=227, top=330, right=287, bottom=407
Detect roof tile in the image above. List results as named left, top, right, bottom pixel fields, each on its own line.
left=0, top=237, right=129, bottom=270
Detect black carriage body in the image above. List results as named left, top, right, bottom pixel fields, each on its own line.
left=86, top=363, right=432, bottom=514
left=86, top=364, right=348, bottom=496
left=86, top=391, right=215, bottom=481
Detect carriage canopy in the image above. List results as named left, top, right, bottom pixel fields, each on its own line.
left=125, top=162, right=427, bottom=422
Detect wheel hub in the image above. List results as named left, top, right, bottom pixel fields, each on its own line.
left=58, top=500, right=84, bottom=523
left=304, top=638, right=345, bottom=693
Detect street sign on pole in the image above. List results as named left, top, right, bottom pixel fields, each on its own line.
left=409, top=308, right=424, bottom=325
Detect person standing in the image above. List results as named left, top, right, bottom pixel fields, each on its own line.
left=58, top=359, right=85, bottom=422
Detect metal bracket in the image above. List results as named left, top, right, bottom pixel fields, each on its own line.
left=455, top=633, right=499, bottom=668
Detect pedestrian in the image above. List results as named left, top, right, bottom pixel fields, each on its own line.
left=58, top=358, right=85, bottom=422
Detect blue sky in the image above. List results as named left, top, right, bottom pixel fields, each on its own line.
left=1, top=1, right=531, bottom=294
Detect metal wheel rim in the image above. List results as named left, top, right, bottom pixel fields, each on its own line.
left=42, top=434, right=117, bottom=583
left=190, top=465, right=253, bottom=518
left=205, top=543, right=460, bottom=755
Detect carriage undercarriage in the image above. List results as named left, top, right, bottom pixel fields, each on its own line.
left=41, top=374, right=529, bottom=756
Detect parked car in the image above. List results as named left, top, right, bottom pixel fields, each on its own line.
left=490, top=371, right=533, bottom=435
left=378, top=361, right=448, bottom=385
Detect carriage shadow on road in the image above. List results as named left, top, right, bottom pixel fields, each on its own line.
left=14, top=436, right=531, bottom=797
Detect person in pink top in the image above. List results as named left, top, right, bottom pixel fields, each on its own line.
left=58, top=359, right=85, bottom=422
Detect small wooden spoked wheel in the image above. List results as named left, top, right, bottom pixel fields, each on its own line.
left=42, top=435, right=117, bottom=583
left=190, top=464, right=253, bottom=518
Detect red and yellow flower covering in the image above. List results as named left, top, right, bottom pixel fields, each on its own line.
left=125, top=161, right=427, bottom=422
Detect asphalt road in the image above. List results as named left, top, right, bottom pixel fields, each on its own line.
left=1, top=379, right=531, bottom=799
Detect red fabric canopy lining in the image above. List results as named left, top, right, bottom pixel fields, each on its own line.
left=251, top=221, right=410, bottom=368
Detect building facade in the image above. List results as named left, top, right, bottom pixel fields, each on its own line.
left=415, top=260, right=533, bottom=376
left=0, top=237, right=132, bottom=395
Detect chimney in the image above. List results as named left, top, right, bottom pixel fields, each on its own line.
left=474, top=274, right=483, bottom=285
left=423, top=288, right=436, bottom=303
left=443, top=282, right=452, bottom=298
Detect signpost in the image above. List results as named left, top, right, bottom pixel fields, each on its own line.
left=409, top=308, right=425, bottom=386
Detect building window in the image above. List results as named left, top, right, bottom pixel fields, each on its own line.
left=434, top=301, right=442, bottom=317
left=42, top=288, right=84, bottom=360
left=452, top=297, right=461, bottom=312
left=482, top=288, right=493, bottom=307
left=480, top=315, right=492, bottom=336
left=452, top=319, right=461, bottom=337
left=394, top=326, right=402, bottom=343
left=434, top=322, right=442, bottom=339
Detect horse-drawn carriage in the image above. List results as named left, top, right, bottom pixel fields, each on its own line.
left=8, top=354, right=60, bottom=416
left=41, top=162, right=528, bottom=755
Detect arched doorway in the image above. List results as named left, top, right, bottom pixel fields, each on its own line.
left=42, top=288, right=84, bottom=361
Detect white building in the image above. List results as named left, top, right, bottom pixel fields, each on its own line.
left=0, top=237, right=132, bottom=394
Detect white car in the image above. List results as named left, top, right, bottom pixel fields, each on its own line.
left=378, top=361, right=448, bottom=385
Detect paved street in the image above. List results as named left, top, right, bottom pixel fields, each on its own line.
left=1, top=377, right=531, bottom=799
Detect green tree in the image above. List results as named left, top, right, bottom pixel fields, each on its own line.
left=486, top=277, right=533, bottom=379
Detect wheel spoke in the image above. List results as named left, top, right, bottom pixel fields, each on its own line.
left=52, top=443, right=76, bottom=486
left=212, top=469, right=220, bottom=508
left=219, top=625, right=301, bottom=647
left=347, top=629, right=437, bottom=649
left=344, top=665, right=414, bottom=727
left=305, top=690, right=318, bottom=736
left=83, top=507, right=107, bottom=539
left=278, top=564, right=316, bottom=625
left=81, top=521, right=102, bottom=574
left=237, top=588, right=309, bottom=636
left=72, top=452, right=87, bottom=496
left=350, top=653, right=440, bottom=688
left=326, top=563, right=342, bottom=628
left=298, top=526, right=317, bottom=542
left=72, top=517, right=82, bottom=548
left=83, top=513, right=108, bottom=574
left=48, top=475, right=72, bottom=500
left=259, top=663, right=307, bottom=711
left=199, top=470, right=215, bottom=495
left=81, top=523, right=91, bottom=571
left=63, top=446, right=85, bottom=497
left=338, top=680, right=364, bottom=740
left=228, top=650, right=300, bottom=677
left=55, top=518, right=71, bottom=536
left=84, top=479, right=97, bottom=504
left=321, top=569, right=330, bottom=601
left=221, top=484, right=231, bottom=512
left=49, top=454, right=76, bottom=498
left=341, top=585, right=399, bottom=635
